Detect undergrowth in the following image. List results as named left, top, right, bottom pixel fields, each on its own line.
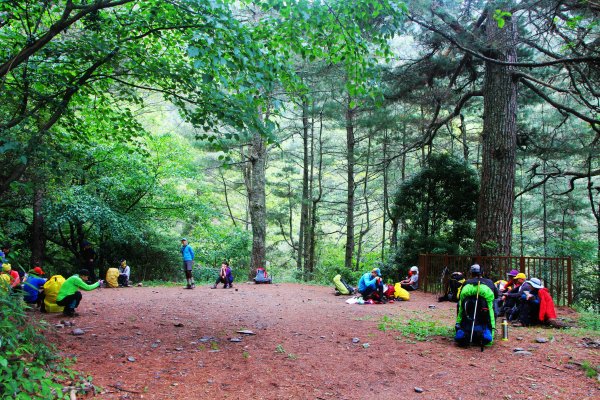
left=0, top=290, right=91, bottom=399
left=378, top=316, right=453, bottom=342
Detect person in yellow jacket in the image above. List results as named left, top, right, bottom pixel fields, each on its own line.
left=56, top=269, right=102, bottom=317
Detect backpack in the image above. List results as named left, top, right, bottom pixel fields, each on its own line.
left=393, top=283, right=410, bottom=301
left=456, top=292, right=493, bottom=350
left=333, top=274, right=354, bottom=295
left=439, top=271, right=465, bottom=302
left=254, top=268, right=272, bottom=284
left=43, top=275, right=65, bottom=313
left=105, top=268, right=119, bottom=288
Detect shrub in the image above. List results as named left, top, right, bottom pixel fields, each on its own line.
left=0, top=290, right=89, bottom=399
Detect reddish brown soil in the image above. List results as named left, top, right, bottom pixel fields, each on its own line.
left=40, top=283, right=600, bottom=400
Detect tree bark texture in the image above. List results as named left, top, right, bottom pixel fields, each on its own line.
left=474, top=11, right=518, bottom=256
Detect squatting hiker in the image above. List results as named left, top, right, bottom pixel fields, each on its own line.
left=23, top=266, right=47, bottom=308
left=118, top=259, right=130, bottom=287
left=56, top=269, right=101, bottom=317
left=358, top=268, right=385, bottom=302
left=212, top=260, right=233, bottom=289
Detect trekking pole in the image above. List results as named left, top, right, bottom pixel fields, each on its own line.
left=469, top=280, right=481, bottom=344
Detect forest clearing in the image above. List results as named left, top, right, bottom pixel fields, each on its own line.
left=1, top=0, right=599, bottom=398
left=41, top=284, right=600, bottom=400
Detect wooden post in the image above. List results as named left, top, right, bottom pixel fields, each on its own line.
left=567, top=257, right=572, bottom=306
left=519, top=256, right=525, bottom=274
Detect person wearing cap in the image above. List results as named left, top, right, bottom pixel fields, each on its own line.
left=56, top=269, right=101, bottom=317
left=180, top=238, right=195, bottom=289
left=500, top=269, right=520, bottom=293
left=501, top=272, right=527, bottom=318
left=454, top=264, right=497, bottom=347
left=357, top=268, right=385, bottom=302
left=400, top=266, right=419, bottom=291
left=22, top=266, right=47, bottom=307
left=1, top=263, right=21, bottom=289
left=118, top=259, right=131, bottom=287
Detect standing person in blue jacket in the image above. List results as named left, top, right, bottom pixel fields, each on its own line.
left=181, top=238, right=195, bottom=289
left=358, top=268, right=385, bottom=302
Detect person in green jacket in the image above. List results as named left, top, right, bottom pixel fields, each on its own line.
left=56, top=269, right=101, bottom=317
left=455, top=264, right=496, bottom=348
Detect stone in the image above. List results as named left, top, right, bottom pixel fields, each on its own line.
left=127, top=356, right=136, bottom=362
left=535, top=337, right=548, bottom=343
left=362, top=343, right=370, bottom=349
left=236, top=330, right=256, bottom=335
left=229, top=337, right=242, bottom=342
left=175, top=347, right=184, bottom=351
left=72, top=328, right=85, bottom=336
left=55, top=324, right=65, bottom=329
left=352, top=337, right=360, bottom=344
left=414, top=387, right=424, bottom=393
left=514, top=351, right=533, bottom=356
left=516, top=337, right=524, bottom=341
left=428, top=305, right=436, bottom=309
left=513, top=348, right=525, bottom=352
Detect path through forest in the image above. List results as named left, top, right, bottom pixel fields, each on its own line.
left=42, top=283, right=600, bottom=399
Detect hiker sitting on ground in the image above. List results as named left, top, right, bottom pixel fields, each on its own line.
left=118, top=259, right=130, bottom=287
left=55, top=269, right=101, bottom=317
left=454, top=264, right=496, bottom=348
left=23, top=266, right=47, bottom=308
left=212, top=261, right=233, bottom=289
left=358, top=268, right=384, bottom=302
left=400, top=266, right=419, bottom=291
left=513, top=277, right=557, bottom=327
left=501, top=272, right=526, bottom=318
left=500, top=269, right=519, bottom=293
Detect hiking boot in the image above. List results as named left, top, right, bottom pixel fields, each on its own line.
left=210, top=285, right=217, bottom=289
left=191, top=283, right=196, bottom=289
left=185, top=285, right=192, bottom=289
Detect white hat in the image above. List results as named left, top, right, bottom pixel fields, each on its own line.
left=410, top=266, right=418, bottom=272
left=527, top=278, right=544, bottom=289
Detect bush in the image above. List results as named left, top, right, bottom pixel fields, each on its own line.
left=0, top=290, right=89, bottom=399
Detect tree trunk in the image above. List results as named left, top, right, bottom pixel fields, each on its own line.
left=248, top=130, right=267, bottom=278
left=474, top=11, right=518, bottom=256
left=31, top=181, right=45, bottom=265
left=344, top=101, right=356, bottom=270
left=307, top=111, right=324, bottom=276
left=298, top=96, right=310, bottom=275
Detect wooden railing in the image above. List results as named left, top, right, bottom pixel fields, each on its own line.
left=418, top=254, right=572, bottom=306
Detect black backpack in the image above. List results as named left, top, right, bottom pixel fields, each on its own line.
left=439, top=271, right=465, bottom=302
left=456, top=294, right=493, bottom=350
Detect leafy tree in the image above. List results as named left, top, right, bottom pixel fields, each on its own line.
left=391, top=154, right=479, bottom=271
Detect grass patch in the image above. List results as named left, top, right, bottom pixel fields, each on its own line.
left=577, top=310, right=600, bottom=331
left=378, top=316, right=453, bottom=342
left=275, top=344, right=286, bottom=354
left=581, top=361, right=600, bottom=378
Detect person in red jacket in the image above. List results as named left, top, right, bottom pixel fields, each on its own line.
left=1, top=263, right=20, bottom=289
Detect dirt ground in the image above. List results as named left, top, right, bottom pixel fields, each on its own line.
left=39, top=282, right=600, bottom=400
